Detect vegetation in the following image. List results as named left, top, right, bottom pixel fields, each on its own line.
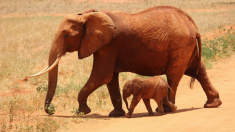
left=1, top=116, right=63, bottom=132
left=202, top=29, right=235, bottom=68
left=0, top=0, right=235, bottom=131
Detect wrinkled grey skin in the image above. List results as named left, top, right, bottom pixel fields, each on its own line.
left=123, top=76, right=177, bottom=118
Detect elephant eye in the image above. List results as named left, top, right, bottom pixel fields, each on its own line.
left=64, top=34, right=69, bottom=38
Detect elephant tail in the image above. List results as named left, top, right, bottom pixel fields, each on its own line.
left=190, top=33, right=202, bottom=89
left=167, top=85, right=174, bottom=95
left=196, top=33, right=202, bottom=75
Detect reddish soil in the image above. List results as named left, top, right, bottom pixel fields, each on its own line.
left=0, top=79, right=35, bottom=97
left=203, top=25, right=235, bottom=40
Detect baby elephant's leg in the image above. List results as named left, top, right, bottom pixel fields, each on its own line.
left=164, top=99, right=177, bottom=112
left=142, top=99, right=154, bottom=116
left=126, top=96, right=141, bottom=118
left=155, top=100, right=164, bottom=116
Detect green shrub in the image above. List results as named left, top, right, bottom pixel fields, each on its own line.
left=202, top=30, right=235, bottom=68
left=36, top=84, right=48, bottom=93
left=45, top=103, right=56, bottom=115
left=36, top=117, right=60, bottom=132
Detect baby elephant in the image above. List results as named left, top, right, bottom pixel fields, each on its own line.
left=123, top=76, right=177, bottom=118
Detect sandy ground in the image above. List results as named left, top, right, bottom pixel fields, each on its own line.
left=62, top=53, right=235, bottom=132
left=73, top=0, right=139, bottom=3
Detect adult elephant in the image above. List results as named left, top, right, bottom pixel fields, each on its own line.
left=26, top=6, right=222, bottom=116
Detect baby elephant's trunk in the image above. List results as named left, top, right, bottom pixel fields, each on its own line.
left=123, top=96, right=129, bottom=110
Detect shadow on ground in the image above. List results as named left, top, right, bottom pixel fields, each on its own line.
left=130, top=107, right=203, bottom=118
left=48, top=107, right=203, bottom=119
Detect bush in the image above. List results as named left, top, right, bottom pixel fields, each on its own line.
left=202, top=30, right=235, bottom=68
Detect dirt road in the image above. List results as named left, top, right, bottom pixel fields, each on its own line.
left=66, top=54, right=235, bottom=132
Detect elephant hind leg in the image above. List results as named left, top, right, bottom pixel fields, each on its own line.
left=155, top=58, right=189, bottom=113
left=155, top=100, right=164, bottom=116
left=185, top=59, right=222, bottom=108
left=142, top=99, right=154, bottom=116
left=196, top=61, right=222, bottom=108
left=163, top=98, right=177, bottom=112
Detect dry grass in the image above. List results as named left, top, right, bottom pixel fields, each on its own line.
left=0, top=0, right=235, bottom=131
left=1, top=0, right=235, bottom=15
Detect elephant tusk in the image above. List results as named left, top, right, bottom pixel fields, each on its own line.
left=25, top=57, right=61, bottom=79
left=35, top=66, right=49, bottom=74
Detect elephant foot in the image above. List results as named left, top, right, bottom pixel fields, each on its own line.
left=204, top=98, right=222, bottom=108
left=148, top=112, right=154, bottom=116
left=125, top=113, right=131, bottom=118
left=156, top=112, right=164, bottom=116
left=156, top=104, right=172, bottom=113
left=172, top=105, right=177, bottom=112
left=79, top=104, right=91, bottom=114
left=109, top=109, right=125, bottom=117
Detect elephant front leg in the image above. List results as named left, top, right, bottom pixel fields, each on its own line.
left=78, top=70, right=116, bottom=115
left=78, top=77, right=103, bottom=114
left=78, top=48, right=118, bottom=115
left=107, top=72, right=125, bottom=117
left=126, top=96, right=141, bottom=118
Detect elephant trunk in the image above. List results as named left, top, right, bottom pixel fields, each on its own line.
left=123, top=94, right=129, bottom=110
left=44, top=41, right=60, bottom=114
left=24, top=25, right=65, bottom=114
left=123, top=97, right=129, bottom=110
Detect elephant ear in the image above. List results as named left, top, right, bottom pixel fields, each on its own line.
left=77, top=9, right=98, bottom=15
left=78, top=12, right=116, bottom=59
left=132, top=79, right=143, bottom=95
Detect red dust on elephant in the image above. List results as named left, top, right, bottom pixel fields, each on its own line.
left=26, top=6, right=222, bottom=117
left=123, top=76, right=177, bottom=118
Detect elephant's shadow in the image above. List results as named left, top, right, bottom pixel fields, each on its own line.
left=130, top=107, right=203, bottom=118
left=51, top=113, right=123, bottom=119
left=50, top=113, right=120, bottom=120
left=50, top=107, right=203, bottom=119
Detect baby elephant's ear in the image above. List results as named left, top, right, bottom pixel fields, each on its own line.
left=133, top=80, right=143, bottom=95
